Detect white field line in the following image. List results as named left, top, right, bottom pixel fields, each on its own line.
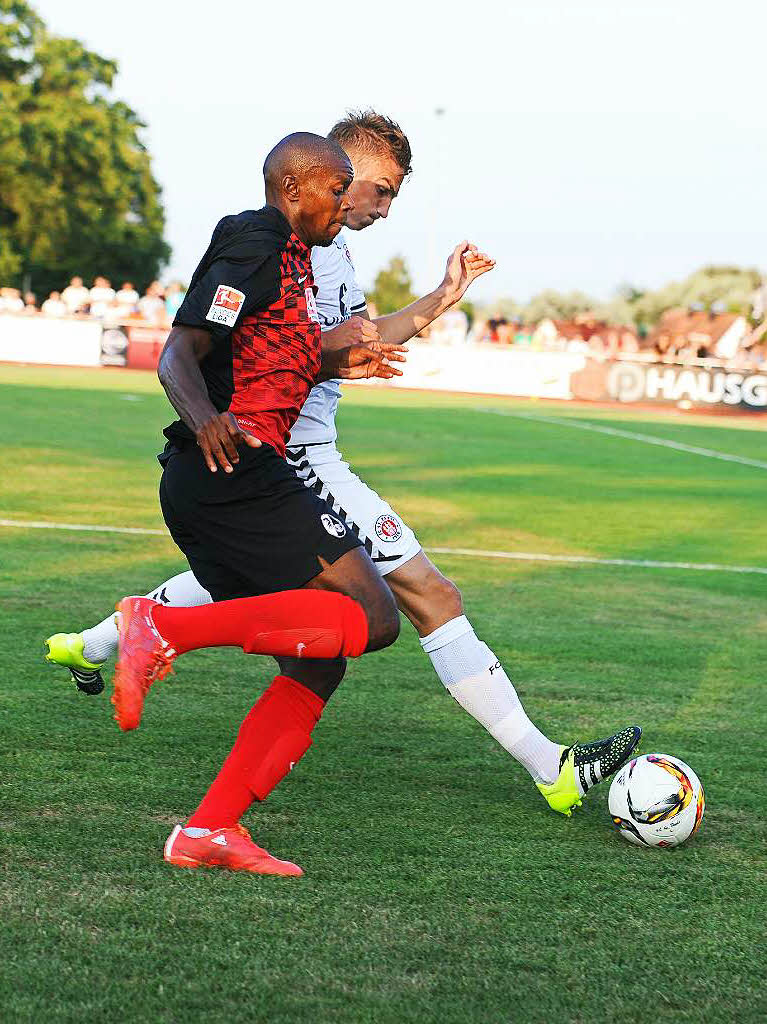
left=0, top=518, right=166, bottom=536
left=427, top=547, right=767, bottom=576
left=475, top=408, right=767, bottom=470
left=1, top=518, right=765, bottom=576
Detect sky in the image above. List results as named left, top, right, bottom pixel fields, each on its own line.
left=34, top=0, right=767, bottom=305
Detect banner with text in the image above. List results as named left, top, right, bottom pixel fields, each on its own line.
left=382, top=343, right=766, bottom=412
left=1, top=319, right=764, bottom=412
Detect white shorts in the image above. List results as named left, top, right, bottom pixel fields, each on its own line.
left=286, top=441, right=421, bottom=576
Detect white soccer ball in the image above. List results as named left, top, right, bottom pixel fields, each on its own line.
left=608, top=753, right=705, bottom=848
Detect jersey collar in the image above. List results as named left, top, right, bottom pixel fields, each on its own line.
left=261, top=204, right=293, bottom=238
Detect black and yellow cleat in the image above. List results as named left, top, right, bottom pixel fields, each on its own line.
left=537, top=726, right=642, bottom=816
left=45, top=632, right=105, bottom=695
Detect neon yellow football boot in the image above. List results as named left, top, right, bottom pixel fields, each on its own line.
left=537, top=726, right=642, bottom=816
left=45, top=632, right=105, bottom=695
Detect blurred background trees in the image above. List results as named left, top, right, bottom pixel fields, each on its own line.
left=367, top=255, right=417, bottom=314
left=0, top=0, right=169, bottom=294
left=476, top=265, right=764, bottom=327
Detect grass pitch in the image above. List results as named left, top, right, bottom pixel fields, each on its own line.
left=1, top=365, right=766, bottom=1023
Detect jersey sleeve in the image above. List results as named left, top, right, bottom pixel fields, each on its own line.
left=173, top=252, right=280, bottom=339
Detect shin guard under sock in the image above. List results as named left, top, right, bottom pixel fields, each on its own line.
left=186, top=676, right=325, bottom=829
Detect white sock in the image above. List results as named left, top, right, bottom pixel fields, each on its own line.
left=420, top=615, right=561, bottom=784
left=81, top=570, right=212, bottom=664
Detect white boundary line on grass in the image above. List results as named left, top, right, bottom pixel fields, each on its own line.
left=0, top=518, right=167, bottom=537
left=475, top=408, right=767, bottom=470
left=2, top=518, right=765, bottom=576
left=427, top=547, right=767, bottom=575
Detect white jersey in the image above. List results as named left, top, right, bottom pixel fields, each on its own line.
left=288, top=232, right=366, bottom=446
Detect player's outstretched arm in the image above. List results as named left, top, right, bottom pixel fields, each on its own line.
left=374, top=241, right=495, bottom=345
left=318, top=344, right=406, bottom=382
left=158, top=326, right=261, bottom=473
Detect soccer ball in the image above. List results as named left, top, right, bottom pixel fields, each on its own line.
left=608, top=753, right=705, bottom=848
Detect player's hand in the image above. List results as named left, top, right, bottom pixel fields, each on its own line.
left=439, top=241, right=496, bottom=305
left=361, top=340, right=408, bottom=362
left=322, top=315, right=382, bottom=351
left=331, top=344, right=407, bottom=380
left=196, top=411, right=261, bottom=474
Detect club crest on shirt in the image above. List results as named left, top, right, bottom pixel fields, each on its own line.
left=375, top=514, right=403, bottom=543
left=321, top=513, right=347, bottom=538
left=342, top=242, right=354, bottom=267
left=206, top=285, right=245, bottom=328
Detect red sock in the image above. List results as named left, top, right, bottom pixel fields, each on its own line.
left=186, top=676, right=325, bottom=829
left=151, top=589, right=368, bottom=660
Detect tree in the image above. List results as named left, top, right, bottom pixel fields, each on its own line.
left=630, top=265, right=763, bottom=328
left=0, top=0, right=170, bottom=294
left=521, top=289, right=595, bottom=322
left=367, top=255, right=416, bottom=314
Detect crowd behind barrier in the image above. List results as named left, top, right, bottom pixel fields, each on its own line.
left=1, top=276, right=765, bottom=410
left=0, top=276, right=186, bottom=328
left=420, top=308, right=766, bottom=372
left=2, top=276, right=765, bottom=372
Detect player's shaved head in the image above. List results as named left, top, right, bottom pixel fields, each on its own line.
left=263, top=132, right=351, bottom=200
left=262, top=132, right=354, bottom=247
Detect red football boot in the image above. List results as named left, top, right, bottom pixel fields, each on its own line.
left=112, top=596, right=175, bottom=731
left=163, top=824, right=304, bottom=876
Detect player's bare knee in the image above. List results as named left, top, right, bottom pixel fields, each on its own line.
left=364, top=586, right=400, bottom=652
left=277, top=655, right=346, bottom=701
left=432, top=575, right=463, bottom=621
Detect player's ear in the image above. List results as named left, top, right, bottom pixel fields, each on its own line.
left=282, top=174, right=300, bottom=204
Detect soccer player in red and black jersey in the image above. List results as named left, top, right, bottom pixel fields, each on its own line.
left=113, top=133, right=405, bottom=876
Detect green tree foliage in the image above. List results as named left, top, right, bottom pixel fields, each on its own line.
left=0, top=0, right=170, bottom=293
left=630, top=265, right=762, bottom=329
left=367, top=254, right=416, bottom=314
left=478, top=266, right=764, bottom=328
left=521, top=289, right=594, bottom=322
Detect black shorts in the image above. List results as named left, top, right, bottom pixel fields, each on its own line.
left=159, top=442, right=362, bottom=601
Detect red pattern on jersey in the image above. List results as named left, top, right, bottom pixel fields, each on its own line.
left=228, top=233, right=320, bottom=455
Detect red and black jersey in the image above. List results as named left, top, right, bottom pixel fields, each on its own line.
left=164, top=206, right=321, bottom=457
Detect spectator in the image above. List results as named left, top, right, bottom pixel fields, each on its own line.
left=588, top=333, right=606, bottom=356
left=619, top=330, right=639, bottom=354
left=513, top=320, right=532, bottom=346
left=88, top=276, right=116, bottom=318
left=468, top=317, right=489, bottom=344
left=22, top=291, right=37, bottom=314
left=566, top=335, right=589, bottom=354
left=0, top=287, right=24, bottom=313
left=495, top=319, right=513, bottom=345
left=41, top=291, right=67, bottom=316
left=137, top=280, right=166, bottom=324
left=164, top=281, right=186, bottom=320
left=115, top=281, right=139, bottom=315
left=61, top=276, right=89, bottom=314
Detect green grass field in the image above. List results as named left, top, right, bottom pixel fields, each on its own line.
left=1, top=365, right=766, bottom=1023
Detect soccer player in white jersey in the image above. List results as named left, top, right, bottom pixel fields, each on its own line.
left=46, top=111, right=640, bottom=817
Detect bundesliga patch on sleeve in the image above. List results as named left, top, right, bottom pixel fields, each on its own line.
left=206, top=285, right=245, bottom=328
